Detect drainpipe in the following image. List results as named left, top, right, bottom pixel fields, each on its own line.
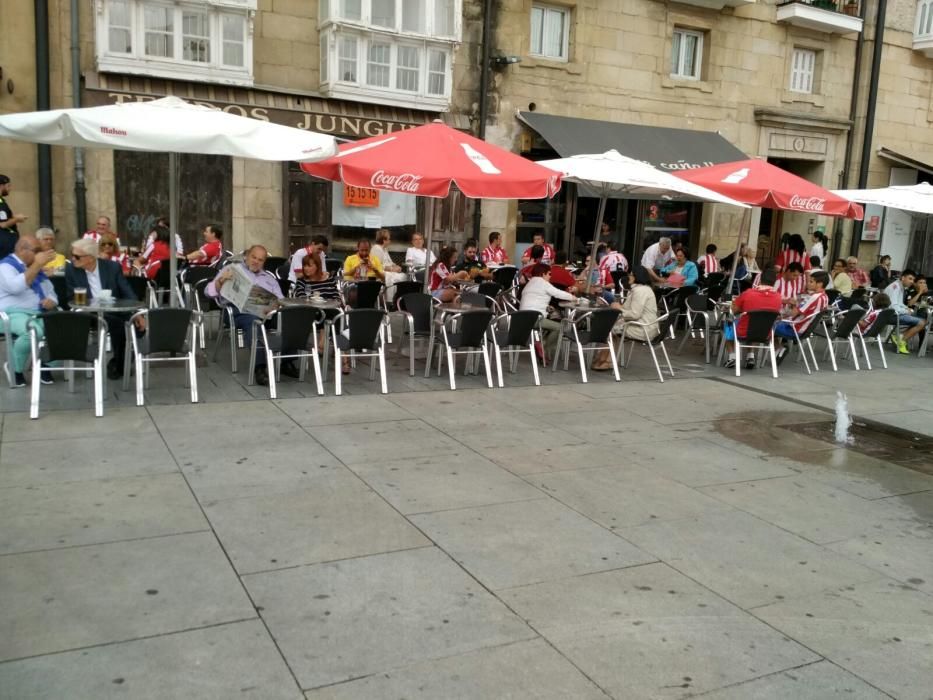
left=35, top=0, right=53, bottom=225
left=71, top=0, right=87, bottom=234
left=832, top=0, right=867, bottom=263
left=471, top=0, right=493, bottom=240
left=849, top=0, right=888, bottom=257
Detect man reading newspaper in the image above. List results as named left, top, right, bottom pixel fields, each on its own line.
left=206, top=245, right=286, bottom=386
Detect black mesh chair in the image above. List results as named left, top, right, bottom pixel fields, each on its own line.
left=553, top=307, right=622, bottom=383
left=190, top=278, right=224, bottom=351
left=122, top=308, right=199, bottom=406
left=347, top=280, right=385, bottom=309
left=816, top=306, right=866, bottom=371
left=150, top=263, right=174, bottom=306
left=676, top=293, right=716, bottom=363
left=397, top=292, right=436, bottom=376
left=857, top=307, right=898, bottom=369
left=29, top=311, right=106, bottom=419
left=276, top=260, right=291, bottom=280
left=387, top=280, right=423, bottom=306
left=732, top=310, right=780, bottom=378
left=50, top=276, right=70, bottom=311
left=124, top=276, right=150, bottom=307
left=210, top=289, right=242, bottom=373
left=704, top=272, right=725, bottom=290
left=476, top=281, right=503, bottom=300
left=249, top=306, right=324, bottom=399
left=277, top=278, right=292, bottom=298
left=325, top=258, right=344, bottom=275
left=620, top=313, right=676, bottom=383
left=263, top=256, right=288, bottom=275
left=489, top=309, right=542, bottom=387
left=180, top=266, right=215, bottom=306
left=331, top=308, right=388, bottom=395
left=781, top=309, right=828, bottom=375
left=459, top=290, right=496, bottom=309
left=492, top=266, right=518, bottom=289
left=435, top=309, right=494, bottom=390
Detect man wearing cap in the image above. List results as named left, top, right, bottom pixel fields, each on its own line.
left=0, top=175, right=29, bottom=260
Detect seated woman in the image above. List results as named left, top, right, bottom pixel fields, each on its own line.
left=293, top=253, right=339, bottom=300
left=429, top=246, right=470, bottom=302
left=659, top=248, right=699, bottom=288
left=519, top=263, right=576, bottom=362
left=592, top=266, right=659, bottom=371
left=372, top=228, right=408, bottom=301
left=831, top=258, right=853, bottom=298
left=99, top=233, right=131, bottom=275
left=137, top=225, right=172, bottom=280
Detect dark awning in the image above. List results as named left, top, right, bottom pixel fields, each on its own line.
left=518, top=111, right=746, bottom=173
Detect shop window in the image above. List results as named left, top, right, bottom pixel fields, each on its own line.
left=96, top=0, right=254, bottom=86
left=530, top=3, right=569, bottom=61
left=671, top=28, right=704, bottom=80
left=320, top=0, right=460, bottom=111
left=789, top=47, right=817, bottom=94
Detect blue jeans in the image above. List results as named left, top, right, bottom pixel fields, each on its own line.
left=233, top=311, right=267, bottom=367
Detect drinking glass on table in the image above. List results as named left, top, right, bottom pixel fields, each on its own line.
left=73, top=287, right=88, bottom=305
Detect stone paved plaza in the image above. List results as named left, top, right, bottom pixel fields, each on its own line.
left=1, top=342, right=932, bottom=699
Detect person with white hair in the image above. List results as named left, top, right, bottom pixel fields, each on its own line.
left=0, top=235, right=58, bottom=387
left=640, top=237, right=674, bottom=283
left=35, top=227, right=67, bottom=275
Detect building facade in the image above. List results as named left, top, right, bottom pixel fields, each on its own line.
left=1, top=0, right=932, bottom=271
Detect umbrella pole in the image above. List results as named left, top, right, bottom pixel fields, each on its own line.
left=422, top=196, right=437, bottom=378
left=584, top=196, right=608, bottom=295
left=169, top=152, right=179, bottom=309
left=725, top=207, right=752, bottom=296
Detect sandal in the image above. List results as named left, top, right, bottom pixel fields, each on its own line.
left=591, top=363, right=612, bottom=372
left=342, top=359, right=351, bottom=375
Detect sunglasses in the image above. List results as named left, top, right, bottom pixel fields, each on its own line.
left=71, top=253, right=90, bottom=260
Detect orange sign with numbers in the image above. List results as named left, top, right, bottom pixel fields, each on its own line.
left=343, top=185, right=380, bottom=207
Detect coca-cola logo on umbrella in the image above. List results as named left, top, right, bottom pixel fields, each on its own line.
left=789, top=195, right=826, bottom=212
left=370, top=170, right=422, bottom=193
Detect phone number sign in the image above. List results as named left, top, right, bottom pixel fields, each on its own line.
left=343, top=185, right=380, bottom=208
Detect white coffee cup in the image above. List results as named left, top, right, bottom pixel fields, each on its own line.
left=98, top=289, right=113, bottom=301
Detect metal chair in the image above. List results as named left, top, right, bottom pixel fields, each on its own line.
left=488, top=309, right=541, bottom=387
left=619, top=313, right=675, bottom=383
left=476, top=281, right=503, bottom=300
left=0, top=310, right=21, bottom=387
left=263, top=256, right=288, bottom=275
left=50, top=276, right=70, bottom=311
left=29, top=311, right=106, bottom=419
left=331, top=308, right=388, bottom=395
left=324, top=258, right=344, bottom=275
left=249, top=306, right=324, bottom=399
left=386, top=280, right=423, bottom=307
left=212, top=297, right=242, bottom=373
left=347, top=280, right=385, bottom=310
left=817, top=306, right=866, bottom=371
left=781, top=309, right=827, bottom=375
left=122, top=308, right=200, bottom=406
left=124, top=276, right=151, bottom=308
left=553, top=307, right=622, bottom=383
left=492, top=266, right=518, bottom=290
left=857, top=307, right=898, bottom=369
left=732, top=310, right=780, bottom=378
left=676, top=293, right=715, bottom=363
left=396, top=292, right=436, bottom=376
left=434, top=308, right=494, bottom=390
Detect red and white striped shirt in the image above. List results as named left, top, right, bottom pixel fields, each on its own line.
left=191, top=239, right=222, bottom=266
left=83, top=230, right=122, bottom=247
left=775, top=249, right=811, bottom=271
left=700, top=254, right=720, bottom=274
left=773, top=275, right=806, bottom=302
left=598, top=251, right=629, bottom=285
left=791, top=291, right=828, bottom=332
left=430, top=263, right=450, bottom=291
left=522, top=243, right=555, bottom=266
left=481, top=245, right=509, bottom=265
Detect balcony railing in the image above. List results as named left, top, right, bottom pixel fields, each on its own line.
left=915, top=0, right=933, bottom=56
left=776, top=0, right=863, bottom=34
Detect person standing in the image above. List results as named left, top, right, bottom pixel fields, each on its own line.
left=0, top=175, right=28, bottom=259
left=288, top=234, right=329, bottom=283
left=641, top=237, right=674, bottom=283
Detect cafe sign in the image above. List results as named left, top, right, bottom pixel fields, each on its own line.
left=343, top=185, right=380, bottom=207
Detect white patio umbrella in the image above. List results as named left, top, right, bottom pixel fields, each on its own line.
left=538, top=150, right=748, bottom=291
left=0, top=96, right=337, bottom=305
left=832, top=182, right=933, bottom=216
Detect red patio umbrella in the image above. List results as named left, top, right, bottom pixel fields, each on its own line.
left=674, top=159, right=863, bottom=219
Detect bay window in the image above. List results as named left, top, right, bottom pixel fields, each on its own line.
left=95, top=0, right=254, bottom=85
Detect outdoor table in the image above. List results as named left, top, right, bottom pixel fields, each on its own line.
left=279, top=297, right=341, bottom=309
left=72, top=298, right=148, bottom=315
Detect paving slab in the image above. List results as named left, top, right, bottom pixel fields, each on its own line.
left=698, top=475, right=918, bottom=545
left=347, top=451, right=545, bottom=515
left=1, top=406, right=155, bottom=442
left=0, top=473, right=208, bottom=554
left=861, top=409, right=933, bottom=438
left=755, top=578, right=933, bottom=700
left=0, top=531, right=255, bottom=661
left=619, top=511, right=881, bottom=609
left=695, top=660, right=890, bottom=699
left=500, top=563, right=819, bottom=699
left=0, top=433, right=177, bottom=487
left=146, top=400, right=288, bottom=434
left=471, top=440, right=629, bottom=475
left=204, top=469, right=430, bottom=574
left=0, top=620, right=302, bottom=700
left=531, top=464, right=734, bottom=530
left=303, top=638, right=607, bottom=700
left=274, top=395, right=415, bottom=426
left=305, top=418, right=463, bottom=464
left=244, top=547, right=535, bottom=690
left=411, top=498, right=656, bottom=590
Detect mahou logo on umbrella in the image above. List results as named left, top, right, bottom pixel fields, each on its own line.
left=789, top=195, right=825, bottom=212
left=370, top=170, right=422, bottom=193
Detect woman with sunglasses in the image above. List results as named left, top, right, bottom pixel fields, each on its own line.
left=98, top=233, right=130, bottom=275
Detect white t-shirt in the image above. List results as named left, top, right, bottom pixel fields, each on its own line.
left=405, top=247, right=435, bottom=267
left=640, top=243, right=673, bottom=270
left=520, top=276, right=575, bottom=314
left=288, top=247, right=326, bottom=283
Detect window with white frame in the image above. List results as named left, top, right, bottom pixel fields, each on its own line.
left=96, top=0, right=254, bottom=86
left=789, top=47, right=817, bottom=94
left=319, top=0, right=461, bottom=111
left=671, top=28, right=703, bottom=80
left=530, top=3, right=569, bottom=61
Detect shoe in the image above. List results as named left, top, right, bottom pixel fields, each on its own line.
left=745, top=356, right=756, bottom=370
left=280, top=361, right=301, bottom=379
left=775, top=347, right=789, bottom=365
left=40, top=370, right=54, bottom=385
left=896, top=339, right=910, bottom=354
left=724, top=358, right=736, bottom=369
left=106, top=358, right=123, bottom=380
left=254, top=366, right=269, bottom=386
left=11, top=372, right=26, bottom=388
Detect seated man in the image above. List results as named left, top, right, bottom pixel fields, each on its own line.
left=772, top=262, right=806, bottom=304
left=0, top=236, right=58, bottom=387
left=773, top=270, right=830, bottom=363
left=481, top=231, right=509, bottom=265
left=36, top=227, right=67, bottom=275
left=343, top=239, right=385, bottom=282
left=519, top=244, right=546, bottom=283
left=520, top=232, right=555, bottom=265
left=185, top=224, right=223, bottom=266
left=699, top=244, right=720, bottom=277
left=723, top=265, right=782, bottom=369
left=548, top=251, right=579, bottom=290
left=845, top=256, right=871, bottom=289
left=883, top=270, right=928, bottom=354
left=454, top=239, right=493, bottom=281
left=66, top=238, right=142, bottom=379
left=206, top=245, right=285, bottom=386
left=289, top=234, right=328, bottom=283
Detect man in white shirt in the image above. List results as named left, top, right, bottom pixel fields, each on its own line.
left=641, top=237, right=673, bottom=283
left=288, top=235, right=328, bottom=283
left=0, top=236, right=58, bottom=387
left=882, top=270, right=928, bottom=354
left=520, top=263, right=576, bottom=362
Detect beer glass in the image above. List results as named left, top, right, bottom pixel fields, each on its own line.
left=74, top=287, right=88, bottom=305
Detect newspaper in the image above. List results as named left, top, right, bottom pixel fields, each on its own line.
left=220, top=264, right=279, bottom=317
